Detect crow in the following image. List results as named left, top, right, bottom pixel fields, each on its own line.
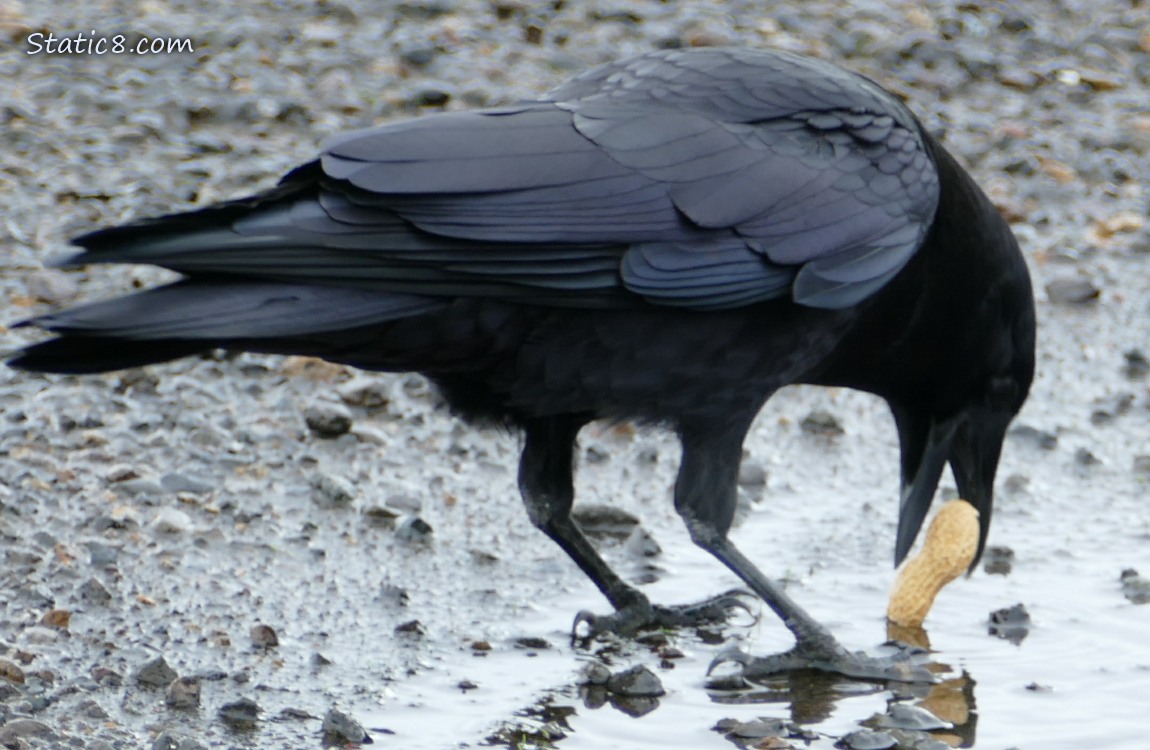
left=9, top=47, right=1035, bottom=680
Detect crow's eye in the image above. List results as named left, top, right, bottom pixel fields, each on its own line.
left=988, top=376, right=1017, bottom=410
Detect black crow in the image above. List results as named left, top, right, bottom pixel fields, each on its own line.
left=9, top=47, right=1035, bottom=680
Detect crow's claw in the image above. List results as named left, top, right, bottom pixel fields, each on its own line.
left=571, top=590, right=756, bottom=640
left=708, top=642, right=936, bottom=684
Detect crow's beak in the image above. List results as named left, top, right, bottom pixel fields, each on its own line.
left=894, top=416, right=957, bottom=567
left=948, top=410, right=1012, bottom=572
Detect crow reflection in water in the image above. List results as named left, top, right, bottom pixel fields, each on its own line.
left=10, top=47, right=1036, bottom=680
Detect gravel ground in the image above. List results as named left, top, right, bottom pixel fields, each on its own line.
left=2, top=0, right=1149, bottom=748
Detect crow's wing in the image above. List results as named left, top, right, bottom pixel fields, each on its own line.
left=74, top=47, right=939, bottom=311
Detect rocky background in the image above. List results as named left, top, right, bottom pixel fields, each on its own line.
left=1, top=0, right=1149, bottom=748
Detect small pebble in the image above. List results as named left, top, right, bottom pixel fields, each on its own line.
left=580, top=662, right=611, bottom=687
left=136, top=657, right=178, bottom=688
left=983, top=546, right=1015, bottom=576
left=396, top=515, right=433, bottom=543
left=218, top=698, right=261, bottom=726
left=78, top=577, right=113, bottom=605
left=151, top=508, right=193, bottom=534
left=321, top=708, right=370, bottom=744
left=988, top=603, right=1031, bottom=644
left=801, top=410, right=844, bottom=436
left=1122, top=349, right=1149, bottom=379
left=304, top=404, right=353, bottom=438
left=0, top=660, right=25, bottom=684
left=605, top=664, right=664, bottom=697
left=570, top=504, right=639, bottom=538
left=1120, top=569, right=1150, bottom=604
left=0, top=719, right=54, bottom=743
left=873, top=703, right=951, bottom=730
left=838, top=729, right=897, bottom=750
left=160, top=473, right=215, bottom=494
left=26, top=269, right=79, bottom=305
left=1045, top=277, right=1100, bottom=304
left=310, top=472, right=357, bottom=507
left=395, top=619, right=425, bottom=637
left=165, top=677, right=201, bottom=709
left=250, top=624, right=279, bottom=648
left=338, top=378, right=391, bottom=407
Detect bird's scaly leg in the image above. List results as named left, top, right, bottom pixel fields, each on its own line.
left=675, top=420, right=934, bottom=683
left=519, top=416, right=749, bottom=636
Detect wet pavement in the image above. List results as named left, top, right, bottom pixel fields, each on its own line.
left=2, top=0, right=1150, bottom=748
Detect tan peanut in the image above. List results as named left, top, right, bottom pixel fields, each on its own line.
left=887, top=499, right=980, bottom=628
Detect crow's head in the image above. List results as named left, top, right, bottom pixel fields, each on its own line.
left=891, top=250, right=1036, bottom=571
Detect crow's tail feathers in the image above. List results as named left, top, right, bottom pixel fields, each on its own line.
left=8, top=280, right=445, bottom=375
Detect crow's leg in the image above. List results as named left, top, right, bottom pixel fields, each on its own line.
left=674, top=421, right=933, bottom=683
left=519, top=416, right=748, bottom=636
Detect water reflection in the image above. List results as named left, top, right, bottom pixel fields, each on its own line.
left=703, top=658, right=979, bottom=748
left=492, top=625, right=983, bottom=749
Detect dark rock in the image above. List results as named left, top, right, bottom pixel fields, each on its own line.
left=983, top=546, right=1015, bottom=575
left=1123, top=349, right=1149, bottom=379
left=338, top=378, right=391, bottom=408
left=514, top=636, right=551, bottom=650
left=218, top=698, right=260, bottom=727
left=801, top=410, right=844, bottom=436
left=250, top=624, right=279, bottom=649
left=363, top=505, right=400, bottom=529
left=580, top=662, right=611, bottom=687
left=165, top=677, right=201, bottom=709
left=605, top=664, right=664, bottom=697
left=395, top=516, right=433, bottom=543
left=571, top=504, right=639, bottom=539
left=310, top=473, right=357, bottom=507
left=321, top=708, right=370, bottom=744
left=76, top=699, right=108, bottom=719
left=1074, top=447, right=1100, bottom=466
left=1090, top=392, right=1134, bottom=425
left=0, top=660, right=24, bottom=685
left=395, top=620, right=425, bottom=637
left=988, top=603, right=1031, bottom=644
left=135, top=657, right=178, bottom=688
left=304, top=404, right=353, bottom=438
left=1120, top=569, right=1150, bottom=604
left=399, top=47, right=437, bottom=68
left=78, top=577, right=113, bottom=605
left=412, top=86, right=452, bottom=107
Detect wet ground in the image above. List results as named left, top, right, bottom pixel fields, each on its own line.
left=1, top=0, right=1149, bottom=748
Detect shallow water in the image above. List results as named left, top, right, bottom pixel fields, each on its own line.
left=358, top=375, right=1150, bottom=750
left=2, top=0, right=1149, bottom=747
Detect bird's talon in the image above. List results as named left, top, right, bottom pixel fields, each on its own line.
left=571, top=610, right=599, bottom=639
left=706, top=646, right=752, bottom=675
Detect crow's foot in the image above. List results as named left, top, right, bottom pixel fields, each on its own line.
left=709, top=639, right=935, bottom=683
left=572, top=589, right=754, bottom=639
